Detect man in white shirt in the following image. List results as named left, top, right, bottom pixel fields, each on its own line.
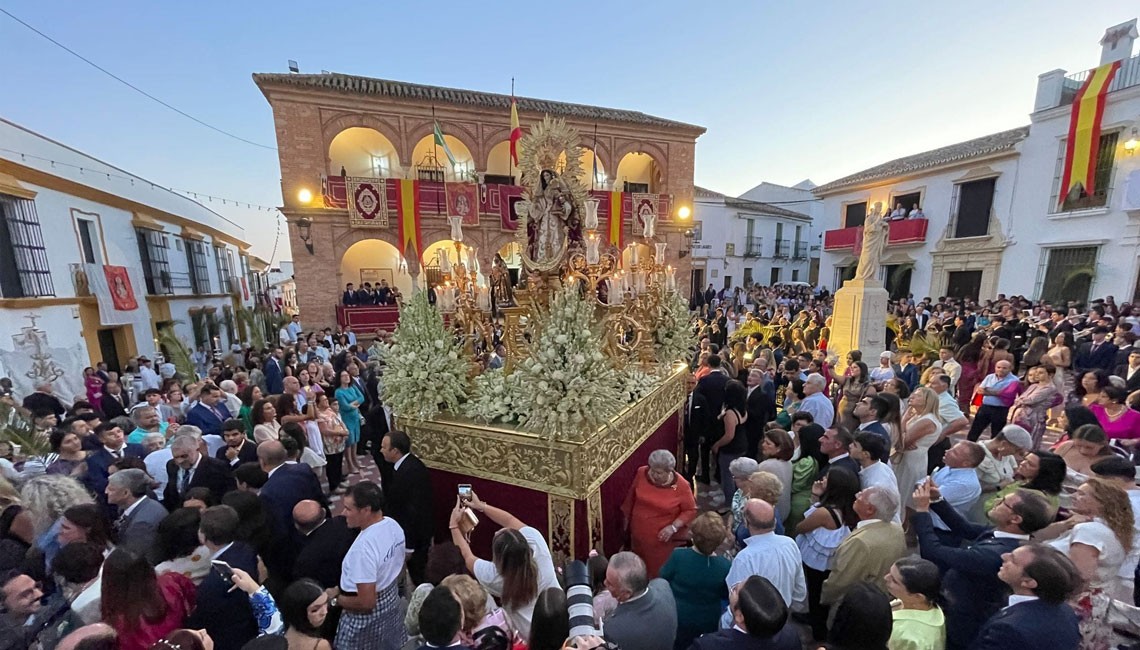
left=723, top=499, right=807, bottom=627
left=937, top=347, right=962, bottom=392
left=929, top=441, right=985, bottom=534
left=850, top=432, right=901, bottom=523
left=796, top=374, right=834, bottom=430
left=926, top=373, right=970, bottom=474
left=137, top=356, right=161, bottom=391
left=869, top=351, right=895, bottom=384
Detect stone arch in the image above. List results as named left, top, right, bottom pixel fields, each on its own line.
left=339, top=237, right=414, bottom=296
left=327, top=127, right=401, bottom=178
left=322, top=113, right=406, bottom=168
left=612, top=139, right=668, bottom=173
left=405, top=119, right=481, bottom=163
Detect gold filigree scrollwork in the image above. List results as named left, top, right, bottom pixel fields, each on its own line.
left=547, top=495, right=575, bottom=570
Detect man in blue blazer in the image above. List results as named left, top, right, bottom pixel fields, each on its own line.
left=257, top=441, right=327, bottom=582
left=83, top=423, right=146, bottom=508
left=184, top=384, right=232, bottom=438
left=263, top=348, right=285, bottom=395
left=969, top=543, right=1081, bottom=650
left=186, top=505, right=260, bottom=650
left=690, top=575, right=801, bottom=650
left=1073, top=325, right=1118, bottom=374
left=912, top=482, right=1053, bottom=650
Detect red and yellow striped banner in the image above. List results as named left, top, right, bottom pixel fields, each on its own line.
left=608, top=190, right=624, bottom=253
left=394, top=179, right=422, bottom=259
left=1059, top=61, right=1120, bottom=206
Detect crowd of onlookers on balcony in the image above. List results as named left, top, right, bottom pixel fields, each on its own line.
left=889, top=203, right=925, bottom=221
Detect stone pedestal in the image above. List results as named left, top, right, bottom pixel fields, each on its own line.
left=830, top=279, right=889, bottom=374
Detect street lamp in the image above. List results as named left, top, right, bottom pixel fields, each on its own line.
left=297, top=216, right=314, bottom=255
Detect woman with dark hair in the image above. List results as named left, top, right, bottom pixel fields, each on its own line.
left=885, top=557, right=945, bottom=650
left=838, top=361, right=876, bottom=431
left=314, top=391, right=349, bottom=494
left=221, top=491, right=274, bottom=560
left=527, top=588, right=569, bottom=650
left=1047, top=331, right=1075, bottom=405
left=713, top=380, right=749, bottom=505
left=758, top=429, right=795, bottom=524
left=1055, top=424, right=1119, bottom=509
left=981, top=450, right=1066, bottom=518
left=180, top=488, right=214, bottom=512
left=154, top=508, right=211, bottom=585
left=103, top=548, right=196, bottom=650
left=237, top=384, right=262, bottom=440
left=795, top=466, right=860, bottom=641
left=822, top=581, right=893, bottom=650
left=956, top=333, right=989, bottom=412
left=280, top=579, right=331, bottom=650
left=148, top=629, right=214, bottom=650
left=335, top=370, right=365, bottom=475
left=45, top=429, right=88, bottom=477
left=1011, top=365, right=1061, bottom=450
left=1071, top=369, right=1110, bottom=408
left=251, top=399, right=282, bottom=444
left=57, top=504, right=112, bottom=551
left=1089, top=384, right=1140, bottom=447
left=775, top=379, right=806, bottom=430
left=787, top=421, right=823, bottom=532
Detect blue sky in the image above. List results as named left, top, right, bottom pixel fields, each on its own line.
left=1, top=1, right=1135, bottom=262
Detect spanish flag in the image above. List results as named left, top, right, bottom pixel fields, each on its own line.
left=509, top=96, right=522, bottom=166
left=1059, top=61, right=1121, bottom=206
left=394, top=179, right=422, bottom=259
left=607, top=190, right=624, bottom=252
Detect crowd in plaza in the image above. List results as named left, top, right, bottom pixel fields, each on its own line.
left=0, top=284, right=1137, bottom=650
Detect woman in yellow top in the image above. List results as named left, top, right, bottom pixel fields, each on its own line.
left=885, top=557, right=945, bottom=650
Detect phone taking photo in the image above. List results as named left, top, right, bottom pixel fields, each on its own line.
left=211, top=560, right=234, bottom=582
left=458, top=484, right=472, bottom=501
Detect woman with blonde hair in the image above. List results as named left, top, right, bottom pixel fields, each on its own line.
left=895, top=387, right=942, bottom=512
left=439, top=573, right=511, bottom=643
left=20, top=474, right=93, bottom=537
left=1036, top=477, right=1134, bottom=650
left=0, top=475, right=34, bottom=547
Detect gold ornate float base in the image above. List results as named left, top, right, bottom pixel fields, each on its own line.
left=399, top=366, right=687, bottom=566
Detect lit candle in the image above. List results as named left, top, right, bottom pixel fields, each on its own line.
left=654, top=242, right=667, bottom=265
left=212, top=336, right=220, bottom=350
left=610, top=277, right=623, bottom=305
left=665, top=265, right=676, bottom=292
left=630, top=245, right=639, bottom=266
left=586, top=234, right=600, bottom=265
left=584, top=197, right=600, bottom=231
left=153, top=337, right=160, bottom=352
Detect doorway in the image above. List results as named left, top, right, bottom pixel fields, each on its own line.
left=690, top=268, right=705, bottom=297
left=97, top=329, right=121, bottom=373
left=946, top=271, right=983, bottom=302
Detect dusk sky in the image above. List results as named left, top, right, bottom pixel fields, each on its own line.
left=2, top=1, right=1135, bottom=262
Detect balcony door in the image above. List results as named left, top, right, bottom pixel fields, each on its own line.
left=954, top=178, right=996, bottom=238
left=946, top=271, right=983, bottom=301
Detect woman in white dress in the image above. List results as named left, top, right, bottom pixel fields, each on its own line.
left=895, top=387, right=943, bottom=514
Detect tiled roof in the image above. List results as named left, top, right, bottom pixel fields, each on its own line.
left=253, top=73, right=706, bottom=133
left=813, top=126, right=1029, bottom=195
left=694, top=185, right=810, bottom=220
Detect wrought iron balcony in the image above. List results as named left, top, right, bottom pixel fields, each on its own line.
left=793, top=242, right=808, bottom=259
left=744, top=236, right=764, bottom=258
left=1059, top=54, right=1140, bottom=107
left=773, top=239, right=790, bottom=258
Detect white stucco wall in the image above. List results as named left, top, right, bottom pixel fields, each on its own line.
left=692, top=196, right=813, bottom=291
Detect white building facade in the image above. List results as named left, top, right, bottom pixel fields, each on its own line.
left=816, top=19, right=1140, bottom=305
left=690, top=186, right=814, bottom=295
left=0, top=118, right=261, bottom=400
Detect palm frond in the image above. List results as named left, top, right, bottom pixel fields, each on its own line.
left=0, top=400, right=49, bottom=457
left=158, top=324, right=197, bottom=380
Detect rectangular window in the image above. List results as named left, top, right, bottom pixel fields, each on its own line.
left=214, top=245, right=231, bottom=294
left=954, top=177, right=996, bottom=238
left=623, top=181, right=649, bottom=193
left=725, top=242, right=736, bottom=256
left=184, top=238, right=212, bottom=295
left=791, top=269, right=800, bottom=282
left=844, top=202, right=867, bottom=228
left=77, top=219, right=98, bottom=264
left=1040, top=246, right=1098, bottom=304
left=946, top=270, right=983, bottom=301
left=891, top=191, right=922, bottom=214
left=743, top=267, right=753, bottom=285
left=136, top=228, right=172, bottom=295
left=1055, top=132, right=1118, bottom=211
left=0, top=195, right=54, bottom=298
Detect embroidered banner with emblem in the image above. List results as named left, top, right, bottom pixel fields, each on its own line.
left=445, top=182, right=479, bottom=226
left=346, top=177, right=388, bottom=227
left=394, top=179, right=423, bottom=259
left=1059, top=61, right=1121, bottom=207
left=632, top=193, right=659, bottom=237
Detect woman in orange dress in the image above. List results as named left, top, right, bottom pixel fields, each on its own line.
left=620, top=449, right=698, bottom=578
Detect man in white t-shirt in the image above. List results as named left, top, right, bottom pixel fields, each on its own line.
left=332, top=482, right=407, bottom=650
left=449, top=492, right=560, bottom=640
left=850, top=431, right=901, bottom=524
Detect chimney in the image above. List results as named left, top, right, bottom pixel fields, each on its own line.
left=1100, top=19, right=1138, bottom=66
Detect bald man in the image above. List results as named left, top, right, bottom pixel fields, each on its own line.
left=723, top=499, right=807, bottom=628
left=967, top=360, right=1019, bottom=442
left=293, top=499, right=355, bottom=593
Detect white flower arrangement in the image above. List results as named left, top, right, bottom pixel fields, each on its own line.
left=463, top=369, right=522, bottom=424
left=652, top=286, right=697, bottom=366
left=622, top=368, right=662, bottom=403
left=378, top=291, right=469, bottom=420
left=511, top=285, right=627, bottom=440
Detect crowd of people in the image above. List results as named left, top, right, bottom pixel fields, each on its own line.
left=0, top=285, right=1137, bottom=650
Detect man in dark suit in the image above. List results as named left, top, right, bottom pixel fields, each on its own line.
left=98, top=381, right=129, bottom=421
left=216, top=419, right=257, bottom=467
left=817, top=426, right=860, bottom=478
left=1073, top=325, right=1117, bottom=374
left=258, top=441, right=329, bottom=585
left=911, top=482, right=1053, bottom=650
left=83, top=423, right=146, bottom=506
left=693, top=355, right=730, bottom=484
left=163, top=434, right=235, bottom=509
left=1115, top=348, right=1140, bottom=392
left=186, top=506, right=260, bottom=650
left=970, top=543, right=1081, bottom=650
left=293, top=500, right=355, bottom=639
left=106, top=468, right=168, bottom=564
left=184, top=384, right=232, bottom=438
left=689, top=575, right=801, bottom=650
left=853, top=395, right=892, bottom=450
left=744, top=368, right=776, bottom=460
left=380, top=430, right=435, bottom=584
left=21, top=381, right=67, bottom=421
left=341, top=283, right=357, bottom=306
left=263, top=348, right=285, bottom=395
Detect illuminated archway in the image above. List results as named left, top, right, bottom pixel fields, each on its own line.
left=486, top=141, right=515, bottom=182
left=422, top=239, right=487, bottom=285
left=411, top=134, right=475, bottom=182
left=328, top=128, right=400, bottom=177
left=615, top=152, right=659, bottom=193
left=555, top=148, right=607, bottom=189
left=340, top=239, right=412, bottom=295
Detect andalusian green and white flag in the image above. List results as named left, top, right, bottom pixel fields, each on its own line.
left=433, top=120, right=458, bottom=167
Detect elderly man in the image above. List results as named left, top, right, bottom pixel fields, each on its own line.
left=98, top=380, right=129, bottom=421
left=928, top=441, right=985, bottom=535
left=21, top=381, right=68, bottom=421
left=145, top=425, right=201, bottom=494
left=745, top=369, right=777, bottom=460
left=603, top=552, right=677, bottom=650
left=218, top=380, right=243, bottom=417
left=126, top=406, right=171, bottom=445
left=912, top=481, right=1052, bottom=650
left=723, top=499, right=807, bottom=624
left=796, top=373, right=833, bottom=430
left=106, top=468, right=167, bottom=564
left=967, top=360, right=1018, bottom=442
left=971, top=544, right=1081, bottom=650
left=820, top=486, right=906, bottom=619
left=162, top=433, right=234, bottom=509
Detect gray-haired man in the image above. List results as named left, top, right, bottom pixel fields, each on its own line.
left=106, top=468, right=166, bottom=564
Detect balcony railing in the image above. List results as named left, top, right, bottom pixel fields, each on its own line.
left=773, top=239, right=790, bottom=258
left=1060, top=54, right=1140, bottom=107
left=744, top=236, right=764, bottom=258
left=823, top=218, right=929, bottom=252
left=793, top=241, right=808, bottom=259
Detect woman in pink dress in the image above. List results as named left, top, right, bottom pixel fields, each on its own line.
left=955, top=334, right=989, bottom=412
left=83, top=367, right=104, bottom=406
left=1089, top=385, right=1140, bottom=452
left=1011, top=366, right=1061, bottom=450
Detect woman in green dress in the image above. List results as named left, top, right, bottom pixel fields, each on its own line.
left=785, top=417, right=822, bottom=532
left=886, top=557, right=946, bottom=650
left=238, top=384, right=262, bottom=441
left=659, top=512, right=731, bottom=650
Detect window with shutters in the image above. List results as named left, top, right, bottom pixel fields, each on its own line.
left=843, top=201, right=867, bottom=228
left=0, top=194, right=53, bottom=298
left=1052, top=132, right=1118, bottom=212
left=136, top=228, right=173, bottom=295
left=184, top=238, right=212, bottom=295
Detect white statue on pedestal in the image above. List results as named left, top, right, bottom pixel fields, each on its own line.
left=854, top=201, right=889, bottom=281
